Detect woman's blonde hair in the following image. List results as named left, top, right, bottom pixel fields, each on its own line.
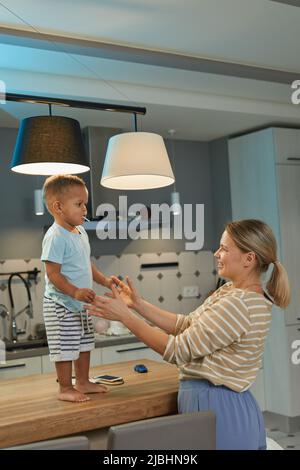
left=225, top=219, right=290, bottom=309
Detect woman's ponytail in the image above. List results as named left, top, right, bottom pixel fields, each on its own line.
left=266, top=261, right=291, bottom=309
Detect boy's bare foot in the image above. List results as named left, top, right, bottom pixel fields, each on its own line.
left=75, top=381, right=109, bottom=394
left=58, top=387, right=90, bottom=403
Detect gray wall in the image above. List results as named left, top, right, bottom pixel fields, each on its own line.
left=0, top=126, right=232, bottom=259
left=0, top=128, right=52, bottom=259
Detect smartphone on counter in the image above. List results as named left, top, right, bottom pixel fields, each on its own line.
left=92, top=374, right=124, bottom=385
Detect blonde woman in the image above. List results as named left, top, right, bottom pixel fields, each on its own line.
left=86, top=219, right=290, bottom=450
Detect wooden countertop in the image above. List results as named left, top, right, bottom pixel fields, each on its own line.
left=0, top=360, right=179, bottom=448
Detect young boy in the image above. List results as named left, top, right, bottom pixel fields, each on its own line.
left=41, top=174, right=112, bottom=403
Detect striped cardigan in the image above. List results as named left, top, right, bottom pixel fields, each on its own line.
left=163, top=282, right=273, bottom=392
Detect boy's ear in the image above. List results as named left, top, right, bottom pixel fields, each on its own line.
left=52, top=200, right=62, bottom=215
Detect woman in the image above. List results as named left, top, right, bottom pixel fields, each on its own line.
left=86, top=219, right=290, bottom=450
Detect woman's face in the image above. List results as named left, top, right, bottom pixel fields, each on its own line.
left=214, top=230, right=250, bottom=281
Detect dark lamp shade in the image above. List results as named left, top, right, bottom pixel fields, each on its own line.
left=11, top=116, right=90, bottom=175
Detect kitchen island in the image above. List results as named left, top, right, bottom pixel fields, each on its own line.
left=0, top=359, right=179, bottom=449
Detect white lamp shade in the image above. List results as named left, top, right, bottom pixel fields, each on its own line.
left=101, top=132, right=175, bottom=190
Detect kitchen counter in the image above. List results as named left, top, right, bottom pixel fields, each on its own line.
left=5, top=333, right=139, bottom=360
left=0, top=359, right=179, bottom=448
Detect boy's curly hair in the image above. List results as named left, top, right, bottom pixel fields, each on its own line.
left=43, top=174, right=86, bottom=211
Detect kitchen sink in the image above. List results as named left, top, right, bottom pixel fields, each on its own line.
left=4, top=339, right=48, bottom=351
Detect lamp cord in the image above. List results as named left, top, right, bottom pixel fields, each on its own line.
left=0, top=1, right=138, bottom=106
left=171, top=138, right=177, bottom=192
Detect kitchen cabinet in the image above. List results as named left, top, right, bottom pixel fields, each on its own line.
left=276, top=165, right=300, bottom=326
left=41, top=348, right=102, bottom=374
left=0, top=356, right=42, bottom=380
left=273, top=128, right=300, bottom=165
left=228, top=127, right=300, bottom=421
left=101, top=341, right=163, bottom=365
left=1, top=340, right=160, bottom=379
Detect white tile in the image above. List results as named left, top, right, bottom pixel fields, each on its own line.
left=139, top=253, right=162, bottom=279
left=178, top=252, right=196, bottom=273
left=158, top=298, right=181, bottom=315
left=94, top=255, right=120, bottom=277
left=157, top=252, right=178, bottom=263
left=140, top=274, right=160, bottom=307
left=198, top=273, right=218, bottom=299
left=119, top=254, right=140, bottom=280
left=24, top=258, right=43, bottom=272
left=159, top=273, right=180, bottom=313
left=179, top=273, right=200, bottom=297
left=93, top=283, right=107, bottom=297
left=195, top=251, right=215, bottom=272
left=180, top=298, right=201, bottom=315
left=140, top=253, right=161, bottom=266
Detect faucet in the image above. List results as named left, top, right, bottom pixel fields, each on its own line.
left=0, top=304, right=10, bottom=340
left=8, top=273, right=33, bottom=343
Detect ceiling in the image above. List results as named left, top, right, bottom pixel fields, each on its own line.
left=0, top=0, right=300, bottom=141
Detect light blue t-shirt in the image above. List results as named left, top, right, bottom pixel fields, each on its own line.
left=41, top=222, right=93, bottom=312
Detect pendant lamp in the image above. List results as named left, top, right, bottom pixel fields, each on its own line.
left=11, top=114, right=89, bottom=175
left=101, top=114, right=174, bottom=190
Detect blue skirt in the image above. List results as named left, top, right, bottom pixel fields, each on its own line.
left=178, top=379, right=266, bottom=450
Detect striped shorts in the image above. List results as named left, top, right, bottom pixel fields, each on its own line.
left=43, top=297, right=95, bottom=362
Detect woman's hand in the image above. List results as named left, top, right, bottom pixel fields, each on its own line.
left=106, top=275, right=142, bottom=310
left=84, top=283, right=132, bottom=323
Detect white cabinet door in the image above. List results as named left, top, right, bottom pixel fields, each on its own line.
left=0, top=357, right=42, bottom=380
left=102, top=342, right=163, bottom=365
left=42, top=348, right=102, bottom=373
left=276, top=165, right=300, bottom=326
left=273, top=128, right=300, bottom=165
left=89, top=348, right=102, bottom=367
left=249, top=369, right=265, bottom=411
left=287, top=325, right=300, bottom=416
left=41, top=354, right=55, bottom=374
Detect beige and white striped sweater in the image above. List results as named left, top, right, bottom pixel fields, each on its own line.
left=163, top=282, right=273, bottom=392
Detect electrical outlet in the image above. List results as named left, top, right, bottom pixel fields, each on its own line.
left=182, top=286, right=199, bottom=298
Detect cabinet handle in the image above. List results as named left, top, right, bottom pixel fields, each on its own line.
left=116, top=346, right=148, bottom=353
left=0, top=363, right=26, bottom=371
left=297, top=318, right=300, bottom=321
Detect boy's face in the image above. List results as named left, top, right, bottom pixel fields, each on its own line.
left=55, top=185, right=88, bottom=227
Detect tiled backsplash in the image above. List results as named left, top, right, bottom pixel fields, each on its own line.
left=0, top=251, right=217, bottom=340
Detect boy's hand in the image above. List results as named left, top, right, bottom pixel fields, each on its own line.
left=105, top=276, right=114, bottom=289
left=74, top=288, right=96, bottom=302
left=105, top=275, right=141, bottom=310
